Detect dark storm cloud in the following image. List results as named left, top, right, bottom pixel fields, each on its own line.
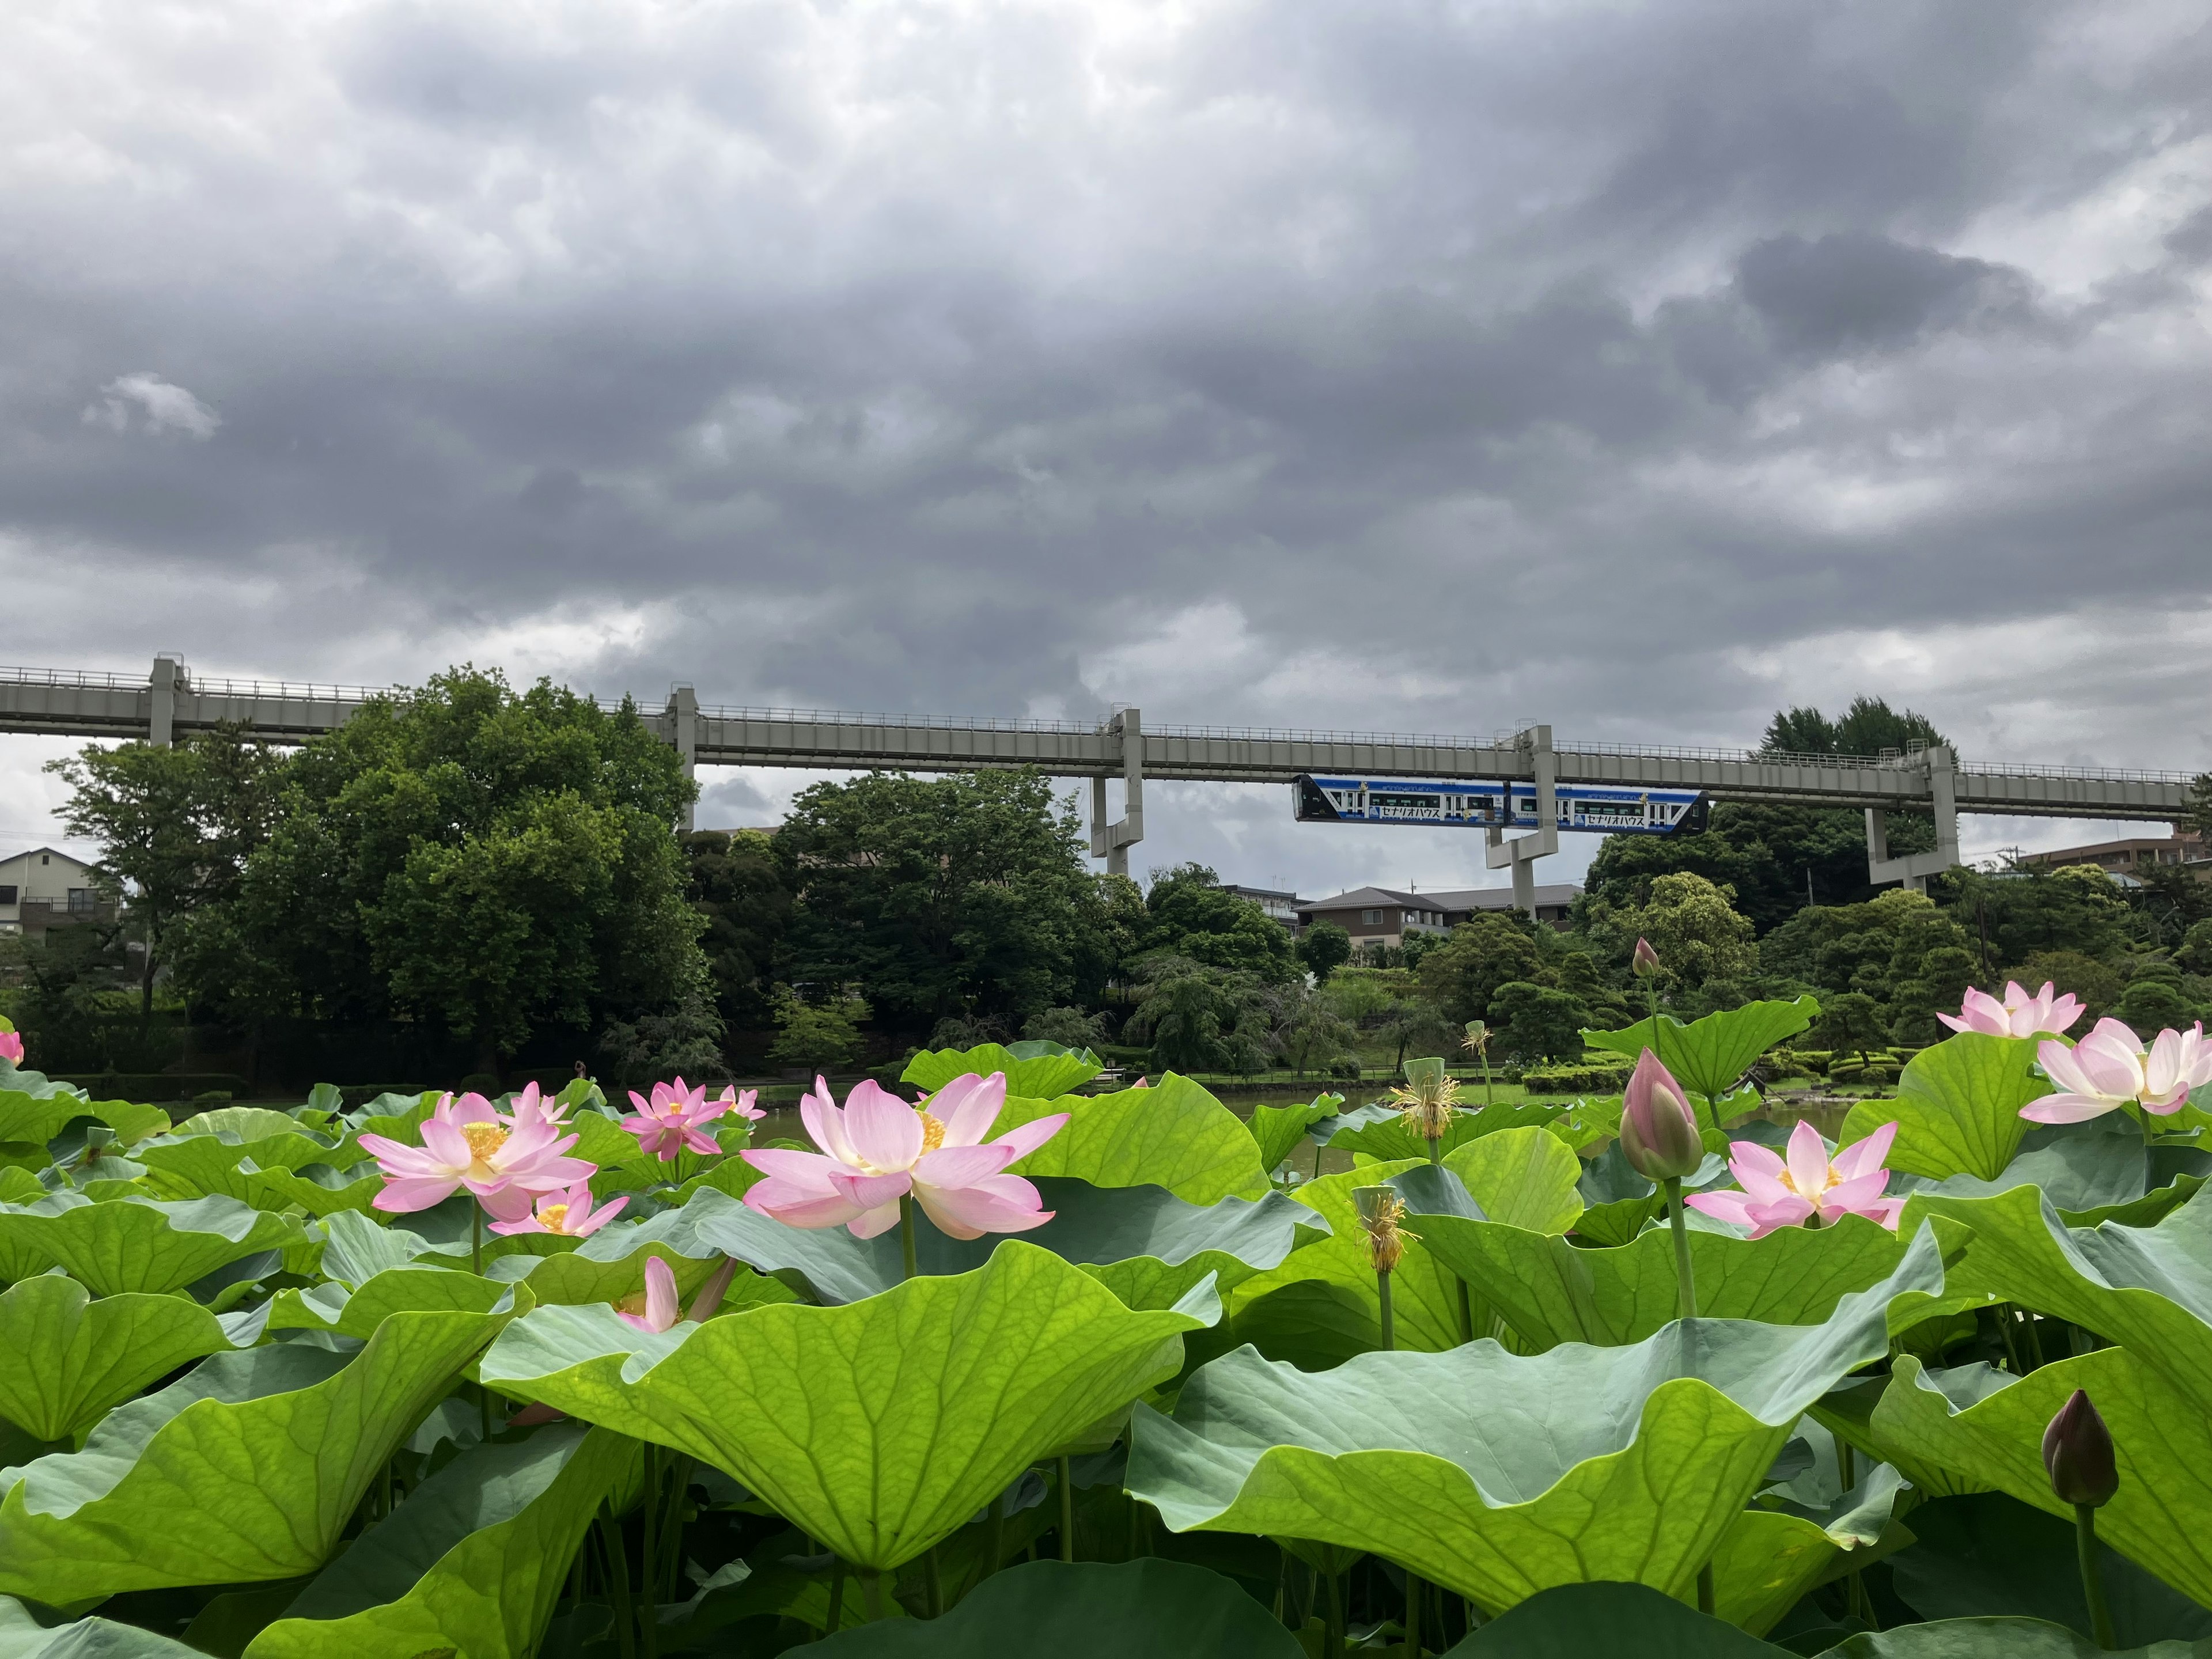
left=2, top=0, right=2211, bottom=897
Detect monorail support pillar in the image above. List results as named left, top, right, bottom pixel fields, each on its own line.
left=666, top=684, right=699, bottom=834
left=1487, top=724, right=1559, bottom=918
left=148, top=655, right=182, bottom=748
left=1090, top=707, right=1144, bottom=878
left=1866, top=745, right=1962, bottom=893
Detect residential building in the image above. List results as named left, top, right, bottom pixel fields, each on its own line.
left=1294, top=882, right=1583, bottom=947
left=0, top=847, right=115, bottom=940
left=1218, top=884, right=1302, bottom=927
left=2012, top=832, right=2207, bottom=880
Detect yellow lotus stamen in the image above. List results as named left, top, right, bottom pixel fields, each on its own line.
left=461, top=1122, right=509, bottom=1163
left=918, top=1111, right=947, bottom=1153
left=1354, top=1187, right=1416, bottom=1274
left=1391, top=1075, right=1461, bottom=1142
left=539, top=1203, right=570, bottom=1233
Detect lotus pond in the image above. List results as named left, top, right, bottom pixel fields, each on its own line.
left=3, top=995, right=2212, bottom=1658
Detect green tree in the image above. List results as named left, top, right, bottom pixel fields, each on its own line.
left=1610, top=873, right=1757, bottom=988
left=48, top=726, right=282, bottom=1023
left=1763, top=696, right=1952, bottom=759
left=1021, top=1006, right=1109, bottom=1049
left=1122, top=953, right=1282, bottom=1074
left=1297, top=920, right=1353, bottom=983
left=1418, top=912, right=1548, bottom=1027
left=184, top=669, right=705, bottom=1075
left=777, top=770, right=1115, bottom=1034
left=1810, top=991, right=1888, bottom=1062
left=1372, top=995, right=1459, bottom=1076
left=2005, top=949, right=2124, bottom=1024
left=1939, top=863, right=2139, bottom=969
left=1488, top=980, right=1592, bottom=1063
left=767, top=986, right=872, bottom=1073
left=1275, top=983, right=1359, bottom=1078
left=1139, top=865, right=1298, bottom=982
left=683, top=830, right=791, bottom=1034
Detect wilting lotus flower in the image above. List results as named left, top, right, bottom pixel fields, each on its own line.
left=1619, top=1050, right=1704, bottom=1181
left=487, top=1179, right=628, bottom=1237
left=741, top=1072, right=1067, bottom=1240
left=0, top=1031, right=21, bottom=1066
left=1940, top=980, right=2085, bottom=1039
left=2024, top=1018, right=2212, bottom=1124
left=622, top=1078, right=762, bottom=1161
left=613, top=1254, right=740, bottom=1334
left=1686, top=1120, right=1904, bottom=1238
left=358, top=1094, right=593, bottom=1214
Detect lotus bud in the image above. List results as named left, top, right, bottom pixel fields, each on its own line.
left=1632, top=937, right=1661, bottom=979
left=1352, top=1185, right=1414, bottom=1274
left=2043, top=1389, right=2118, bottom=1509
left=1620, top=1050, right=1703, bottom=1181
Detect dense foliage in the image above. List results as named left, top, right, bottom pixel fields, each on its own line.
left=3, top=997, right=2211, bottom=1654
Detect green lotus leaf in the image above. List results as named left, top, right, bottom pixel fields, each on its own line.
left=171, top=1107, right=347, bottom=1147
left=690, top=1180, right=1325, bottom=1309
left=994, top=1075, right=1271, bottom=1205
left=1225, top=1279, right=1380, bottom=1372
left=810, top=1558, right=1300, bottom=1657
left=471, top=1190, right=770, bottom=1306
left=243, top=1162, right=385, bottom=1218
left=1874, top=1348, right=2212, bottom=1607
left=1442, top=1127, right=1587, bottom=1233
left=1707, top=1463, right=1913, bottom=1636
left=1582, top=998, right=1818, bottom=1104
left=1893, top=1114, right=2207, bottom=1230
left=1571, top=1143, right=1730, bottom=1248
left=252, top=1264, right=530, bottom=1343
left=0, top=1596, right=206, bottom=1655
left=1434, top=1580, right=1783, bottom=1656
left=1321, top=1103, right=1570, bottom=1165
left=1246, top=1097, right=1337, bottom=1176
left=482, top=1241, right=1212, bottom=1571
left=0, top=1092, right=169, bottom=1151
left=0, top=1277, right=236, bottom=1448
left=1408, top=1203, right=1907, bottom=1351
left=1897, top=1182, right=2212, bottom=1415
left=903, top=1043, right=1103, bottom=1101
left=137, top=1130, right=344, bottom=1203
left=0, top=1294, right=520, bottom=1601
left=1227, top=1159, right=1469, bottom=1353
left=245, top=1423, right=637, bottom=1659
left=1887, top=1493, right=2212, bottom=1646
left=1128, top=1226, right=1942, bottom=1617
left=1841, top=1033, right=2051, bottom=1181
left=0, top=1194, right=303, bottom=1297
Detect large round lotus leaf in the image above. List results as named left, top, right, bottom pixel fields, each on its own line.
left=1900, top=1182, right=2212, bottom=1415
left=1405, top=1202, right=1908, bottom=1351
left=1320, top=1102, right=1568, bottom=1164
left=1841, top=1033, right=2051, bottom=1181
left=812, top=1559, right=1298, bottom=1656
left=0, top=1276, right=236, bottom=1445
left=902, top=1043, right=1102, bottom=1100
left=0, top=1296, right=520, bottom=1601
left=480, top=1241, right=1213, bottom=1572
left=992, top=1074, right=1270, bottom=1205
left=1873, top=1348, right=2212, bottom=1608
left=1245, top=1098, right=1337, bottom=1176
left=0, top=1194, right=302, bottom=1297
left=690, top=1180, right=1325, bottom=1309
left=246, top=1423, right=635, bottom=1659
left=1437, top=1580, right=1781, bottom=1655
left=1128, top=1228, right=1942, bottom=1616
left=1581, top=999, right=1817, bottom=1105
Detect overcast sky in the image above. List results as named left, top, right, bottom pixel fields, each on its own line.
left=5, top=0, right=2210, bottom=897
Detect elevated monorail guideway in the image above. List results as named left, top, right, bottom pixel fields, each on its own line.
left=0, top=657, right=2195, bottom=912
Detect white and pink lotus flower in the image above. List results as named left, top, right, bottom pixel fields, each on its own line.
left=622, top=1078, right=763, bottom=1161
left=1940, top=981, right=2085, bottom=1039
left=2023, top=1017, right=2212, bottom=1125
left=741, top=1071, right=1067, bottom=1239
left=358, top=1089, right=595, bottom=1215
left=1687, top=1120, right=1905, bottom=1238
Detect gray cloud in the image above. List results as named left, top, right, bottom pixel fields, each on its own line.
left=3, top=0, right=2210, bottom=895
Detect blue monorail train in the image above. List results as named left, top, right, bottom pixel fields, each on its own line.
left=1293, top=774, right=1709, bottom=836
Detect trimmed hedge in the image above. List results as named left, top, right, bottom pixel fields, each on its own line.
left=1520, top=1057, right=1635, bottom=1096
left=47, top=1072, right=249, bottom=1103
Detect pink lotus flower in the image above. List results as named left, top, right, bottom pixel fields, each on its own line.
left=1619, top=1050, right=1705, bottom=1182
left=0, top=1031, right=21, bottom=1066
left=501, top=1081, right=570, bottom=1130
left=622, top=1078, right=762, bottom=1161
left=1939, top=981, right=2085, bottom=1039
left=357, top=1094, right=594, bottom=1214
left=1686, top=1120, right=1904, bottom=1238
left=613, top=1254, right=740, bottom=1334
left=487, top=1179, right=629, bottom=1237
left=2024, top=1018, right=2212, bottom=1124
left=741, top=1072, right=1068, bottom=1240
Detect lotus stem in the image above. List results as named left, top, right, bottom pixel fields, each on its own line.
left=2077, top=1504, right=2116, bottom=1649
left=1377, top=1269, right=1396, bottom=1351
left=1058, top=1455, right=1075, bottom=1562
left=923, top=1543, right=944, bottom=1618
left=1995, top=1304, right=2024, bottom=1373
left=1662, top=1178, right=1698, bottom=1320
left=1127, top=1492, right=1146, bottom=1560
left=1456, top=1277, right=1474, bottom=1346
left=1482, top=1056, right=1493, bottom=1108
left=641, top=1445, right=660, bottom=1659
left=1426, top=1133, right=1442, bottom=1168
left=982, top=1486, right=1006, bottom=1590
left=863, top=1570, right=885, bottom=1623
left=2025, top=1310, right=2047, bottom=1370
left=825, top=1558, right=847, bottom=1634
left=472, top=1203, right=483, bottom=1277
left=1406, top=1568, right=1424, bottom=1657
left=599, top=1503, right=637, bottom=1659
left=1697, top=1562, right=1715, bottom=1616
left=1326, top=1569, right=1346, bottom=1659
left=660, top=1453, right=693, bottom=1605
left=900, top=1194, right=919, bottom=1282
